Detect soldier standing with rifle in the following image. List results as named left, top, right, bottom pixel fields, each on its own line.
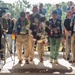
left=45, top=10, right=62, bottom=64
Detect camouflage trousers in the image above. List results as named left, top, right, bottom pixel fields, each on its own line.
left=49, top=38, right=61, bottom=60
left=71, top=33, right=75, bottom=61
left=16, top=34, right=30, bottom=61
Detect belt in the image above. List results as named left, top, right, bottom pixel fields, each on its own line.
left=20, top=33, right=27, bottom=35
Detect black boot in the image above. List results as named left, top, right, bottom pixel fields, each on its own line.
left=18, top=60, right=22, bottom=64
left=25, top=60, right=29, bottom=64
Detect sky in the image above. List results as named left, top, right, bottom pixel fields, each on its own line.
left=2, top=0, right=75, bottom=4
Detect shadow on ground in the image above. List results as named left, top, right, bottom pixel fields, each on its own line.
left=9, top=61, right=73, bottom=74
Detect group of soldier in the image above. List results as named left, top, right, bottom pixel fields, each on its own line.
left=0, top=1, right=75, bottom=64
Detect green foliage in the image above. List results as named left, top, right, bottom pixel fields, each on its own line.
left=0, top=0, right=75, bottom=22
left=0, top=0, right=31, bottom=19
